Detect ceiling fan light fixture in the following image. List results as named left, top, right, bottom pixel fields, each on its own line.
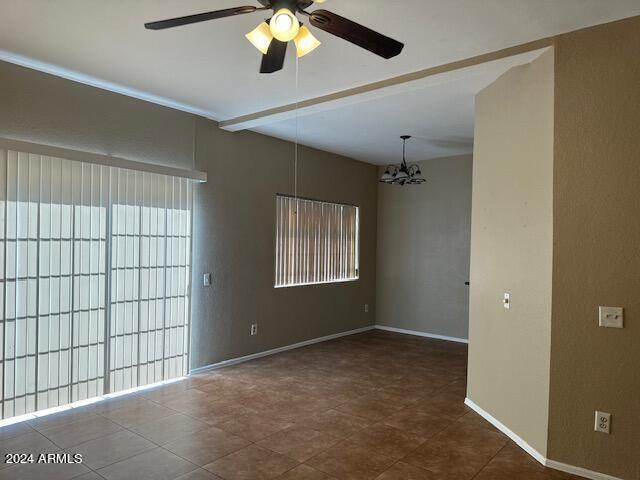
left=270, top=8, right=300, bottom=42
left=144, top=3, right=405, bottom=74
left=246, top=21, right=273, bottom=55
left=294, top=25, right=321, bottom=58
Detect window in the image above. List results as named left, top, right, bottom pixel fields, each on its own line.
left=0, top=148, right=192, bottom=420
left=275, top=194, right=359, bottom=288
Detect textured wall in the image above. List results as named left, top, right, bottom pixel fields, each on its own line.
left=548, top=16, right=640, bottom=479
left=190, top=120, right=378, bottom=368
left=0, top=60, right=379, bottom=372
left=0, top=61, right=196, bottom=170
left=376, top=155, right=472, bottom=340
left=467, top=50, right=554, bottom=456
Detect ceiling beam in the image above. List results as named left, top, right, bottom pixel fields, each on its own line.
left=219, top=36, right=555, bottom=132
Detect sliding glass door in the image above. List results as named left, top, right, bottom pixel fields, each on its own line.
left=0, top=148, right=192, bottom=420
left=109, top=170, right=191, bottom=393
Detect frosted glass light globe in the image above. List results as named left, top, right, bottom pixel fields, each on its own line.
left=270, top=9, right=299, bottom=42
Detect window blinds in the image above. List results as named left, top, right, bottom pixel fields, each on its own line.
left=109, top=169, right=191, bottom=394
left=0, top=148, right=192, bottom=420
left=275, top=195, right=359, bottom=288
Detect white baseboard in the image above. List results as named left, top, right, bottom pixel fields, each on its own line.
left=374, top=325, right=469, bottom=344
left=191, top=324, right=469, bottom=374
left=464, top=398, right=624, bottom=480
left=544, top=460, right=624, bottom=480
left=464, top=397, right=547, bottom=465
left=190, top=325, right=375, bottom=374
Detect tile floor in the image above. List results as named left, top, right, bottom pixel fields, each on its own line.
left=0, top=330, right=580, bottom=480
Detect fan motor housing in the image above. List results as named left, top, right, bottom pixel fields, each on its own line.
left=258, top=0, right=315, bottom=11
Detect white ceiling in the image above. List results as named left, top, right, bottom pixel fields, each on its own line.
left=253, top=49, right=546, bottom=164
left=1, top=0, right=639, bottom=163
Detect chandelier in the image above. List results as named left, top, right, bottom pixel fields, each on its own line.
left=380, top=135, right=426, bottom=185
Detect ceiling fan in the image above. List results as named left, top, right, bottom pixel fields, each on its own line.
left=145, top=0, right=404, bottom=74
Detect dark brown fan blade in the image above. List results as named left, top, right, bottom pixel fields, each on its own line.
left=260, top=39, right=288, bottom=74
left=309, top=9, right=404, bottom=59
left=145, top=6, right=258, bottom=30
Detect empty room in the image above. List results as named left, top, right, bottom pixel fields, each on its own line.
left=0, top=1, right=638, bottom=479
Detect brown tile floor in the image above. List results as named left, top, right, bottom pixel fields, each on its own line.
left=0, top=330, right=581, bottom=480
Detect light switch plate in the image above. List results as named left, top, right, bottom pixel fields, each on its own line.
left=599, top=306, right=623, bottom=328
left=594, top=411, right=611, bottom=434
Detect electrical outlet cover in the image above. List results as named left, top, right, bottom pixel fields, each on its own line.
left=598, top=306, right=623, bottom=328
left=594, top=411, right=611, bottom=434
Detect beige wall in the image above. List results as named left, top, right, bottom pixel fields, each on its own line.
left=548, top=16, right=640, bottom=479
left=0, top=60, right=378, bottom=370
left=468, top=17, right=640, bottom=478
left=467, top=50, right=555, bottom=455
left=376, top=155, right=472, bottom=340
left=190, top=120, right=377, bottom=367
left=0, top=61, right=196, bottom=170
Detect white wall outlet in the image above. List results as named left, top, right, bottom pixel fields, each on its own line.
left=594, top=411, right=611, bottom=434
left=503, top=293, right=511, bottom=309
left=599, top=306, right=623, bottom=328
left=250, top=323, right=258, bottom=336
left=203, top=273, right=211, bottom=286
left=364, top=304, right=369, bottom=313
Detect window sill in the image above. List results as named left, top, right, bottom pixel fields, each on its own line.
left=274, top=277, right=359, bottom=289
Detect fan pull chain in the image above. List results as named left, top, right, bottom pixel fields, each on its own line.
left=294, top=53, right=299, bottom=204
